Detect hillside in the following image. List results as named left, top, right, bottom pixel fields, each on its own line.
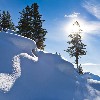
left=0, top=30, right=100, bottom=100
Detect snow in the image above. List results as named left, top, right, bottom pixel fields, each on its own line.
left=82, top=72, right=100, bottom=81
left=0, top=30, right=37, bottom=93
left=0, top=30, right=100, bottom=100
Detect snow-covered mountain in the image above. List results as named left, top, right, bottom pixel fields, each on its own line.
left=0, top=30, right=100, bottom=100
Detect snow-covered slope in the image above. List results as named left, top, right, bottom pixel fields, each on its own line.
left=82, top=72, right=100, bottom=81
left=0, top=30, right=100, bottom=100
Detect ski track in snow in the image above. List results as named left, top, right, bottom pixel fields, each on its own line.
left=0, top=53, right=38, bottom=93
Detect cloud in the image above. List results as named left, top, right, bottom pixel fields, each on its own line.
left=64, top=12, right=80, bottom=18
left=83, top=0, right=100, bottom=19
left=81, top=63, right=100, bottom=66
left=84, top=21, right=100, bottom=34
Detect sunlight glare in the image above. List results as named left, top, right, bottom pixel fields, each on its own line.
left=64, top=18, right=88, bottom=38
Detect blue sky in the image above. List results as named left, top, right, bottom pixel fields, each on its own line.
left=0, top=0, right=100, bottom=75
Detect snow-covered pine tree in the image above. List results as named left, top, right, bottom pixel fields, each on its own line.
left=31, top=3, right=47, bottom=50
left=64, top=21, right=86, bottom=74
left=0, top=11, right=16, bottom=31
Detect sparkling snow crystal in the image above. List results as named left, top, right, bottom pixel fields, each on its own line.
left=0, top=53, right=37, bottom=93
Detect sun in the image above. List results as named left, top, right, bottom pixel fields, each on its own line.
left=64, top=18, right=87, bottom=38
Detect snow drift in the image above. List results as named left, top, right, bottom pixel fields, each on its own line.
left=0, top=30, right=100, bottom=100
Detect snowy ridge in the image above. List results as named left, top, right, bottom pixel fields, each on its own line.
left=0, top=30, right=36, bottom=54
left=87, top=84, right=100, bottom=100
left=0, top=30, right=38, bottom=92
left=5, top=29, right=35, bottom=42
left=82, top=72, right=100, bottom=81
left=0, top=30, right=100, bottom=100
left=0, top=53, right=38, bottom=92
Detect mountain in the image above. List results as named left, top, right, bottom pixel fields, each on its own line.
left=0, top=30, right=100, bottom=100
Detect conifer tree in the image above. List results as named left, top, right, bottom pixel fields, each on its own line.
left=1, top=11, right=16, bottom=31
left=17, top=3, right=47, bottom=50
left=31, top=3, right=47, bottom=50
left=17, top=6, right=32, bottom=38
left=64, top=21, right=86, bottom=74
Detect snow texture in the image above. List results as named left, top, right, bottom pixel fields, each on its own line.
left=0, top=30, right=99, bottom=100
left=0, top=30, right=37, bottom=92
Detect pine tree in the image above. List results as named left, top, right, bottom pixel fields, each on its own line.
left=64, top=21, right=86, bottom=74
left=31, top=3, right=47, bottom=50
left=1, top=11, right=16, bottom=31
left=17, top=3, right=47, bottom=50
left=17, top=6, right=32, bottom=38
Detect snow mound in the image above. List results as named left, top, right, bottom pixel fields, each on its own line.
left=0, top=30, right=37, bottom=92
left=0, top=30, right=100, bottom=100
left=82, top=72, right=100, bottom=81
